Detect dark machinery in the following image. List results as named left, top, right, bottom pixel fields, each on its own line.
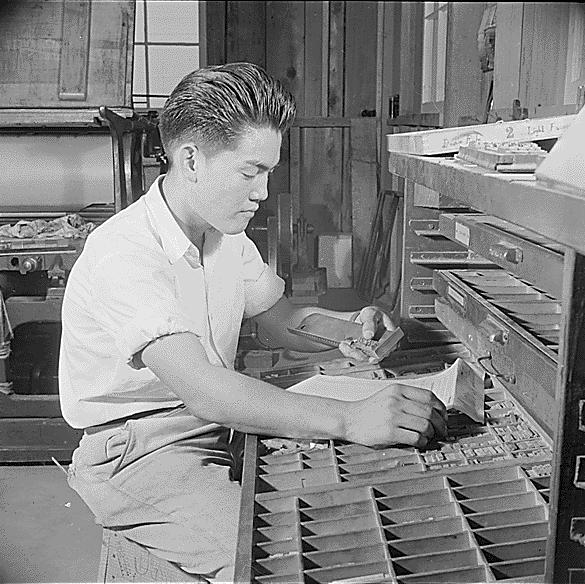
left=0, top=0, right=168, bottom=463
left=0, top=107, right=159, bottom=463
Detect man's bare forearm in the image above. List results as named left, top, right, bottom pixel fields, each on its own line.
left=142, top=332, right=351, bottom=439
left=252, top=296, right=356, bottom=352
left=141, top=332, right=446, bottom=449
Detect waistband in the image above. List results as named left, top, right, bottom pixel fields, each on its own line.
left=84, top=405, right=183, bottom=435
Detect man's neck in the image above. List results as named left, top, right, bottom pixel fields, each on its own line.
left=160, top=173, right=207, bottom=249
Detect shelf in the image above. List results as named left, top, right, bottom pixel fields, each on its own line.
left=0, top=107, right=135, bottom=128
left=388, top=152, right=585, bottom=255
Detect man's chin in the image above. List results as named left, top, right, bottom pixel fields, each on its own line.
left=218, top=221, right=249, bottom=235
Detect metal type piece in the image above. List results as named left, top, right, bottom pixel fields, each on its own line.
left=456, top=141, right=547, bottom=173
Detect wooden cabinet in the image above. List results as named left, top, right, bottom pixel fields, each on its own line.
left=387, top=112, right=585, bottom=581
left=0, top=0, right=134, bottom=107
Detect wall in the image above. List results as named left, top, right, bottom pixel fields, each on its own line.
left=205, top=1, right=381, bottom=290
left=205, top=1, right=585, bottom=300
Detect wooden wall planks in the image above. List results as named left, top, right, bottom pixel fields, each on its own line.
left=398, top=2, right=423, bottom=117
left=227, top=1, right=266, bottom=68
left=266, top=1, right=306, bottom=114
left=520, top=3, right=570, bottom=117
left=205, top=1, right=227, bottom=65
left=304, top=1, right=325, bottom=117
left=350, top=118, right=378, bottom=285
left=344, top=1, right=378, bottom=117
left=443, top=3, right=484, bottom=127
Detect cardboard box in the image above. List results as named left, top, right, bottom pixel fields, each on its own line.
left=318, top=233, right=353, bottom=288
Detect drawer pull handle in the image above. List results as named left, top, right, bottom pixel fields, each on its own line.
left=489, top=242, right=523, bottom=264
left=477, top=354, right=516, bottom=384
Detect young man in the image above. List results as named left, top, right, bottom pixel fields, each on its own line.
left=59, top=63, right=446, bottom=582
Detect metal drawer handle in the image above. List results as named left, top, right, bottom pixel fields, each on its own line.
left=489, top=242, right=524, bottom=264
left=477, top=354, right=516, bottom=384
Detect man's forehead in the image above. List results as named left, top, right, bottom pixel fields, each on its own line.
left=234, top=129, right=281, bottom=166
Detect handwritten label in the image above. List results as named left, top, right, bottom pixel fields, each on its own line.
left=389, top=115, right=576, bottom=155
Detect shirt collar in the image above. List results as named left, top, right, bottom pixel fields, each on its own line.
left=143, top=175, right=200, bottom=266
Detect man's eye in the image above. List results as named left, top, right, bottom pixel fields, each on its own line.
left=242, top=172, right=256, bottom=179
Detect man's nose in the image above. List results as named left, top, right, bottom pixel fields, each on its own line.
left=251, top=174, right=269, bottom=201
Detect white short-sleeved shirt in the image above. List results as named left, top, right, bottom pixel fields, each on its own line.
left=58, top=176, right=284, bottom=429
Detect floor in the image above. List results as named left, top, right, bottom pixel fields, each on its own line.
left=0, top=464, right=102, bottom=583
left=0, top=288, right=366, bottom=584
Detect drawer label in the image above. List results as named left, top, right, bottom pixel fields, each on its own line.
left=455, top=222, right=470, bottom=246
left=448, top=285, right=466, bottom=308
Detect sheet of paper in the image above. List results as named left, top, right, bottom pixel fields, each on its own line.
left=287, top=358, right=484, bottom=423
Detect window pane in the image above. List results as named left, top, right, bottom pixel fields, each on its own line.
left=134, top=0, right=145, bottom=43
left=146, top=0, right=199, bottom=44
left=149, top=97, right=168, bottom=109
left=148, top=45, right=200, bottom=96
left=422, top=18, right=434, bottom=102
left=436, top=7, right=447, bottom=102
left=132, top=44, right=147, bottom=97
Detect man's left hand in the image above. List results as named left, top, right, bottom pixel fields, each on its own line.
left=338, top=306, right=398, bottom=362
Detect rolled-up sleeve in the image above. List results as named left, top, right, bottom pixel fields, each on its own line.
left=241, top=236, right=285, bottom=318
left=89, top=252, right=202, bottom=368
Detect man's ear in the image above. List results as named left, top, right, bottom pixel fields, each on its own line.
left=178, top=144, right=199, bottom=182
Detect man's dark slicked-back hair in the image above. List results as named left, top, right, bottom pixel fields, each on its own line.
left=159, top=62, right=297, bottom=160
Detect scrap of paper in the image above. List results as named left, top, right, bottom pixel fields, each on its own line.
left=287, top=358, right=484, bottom=423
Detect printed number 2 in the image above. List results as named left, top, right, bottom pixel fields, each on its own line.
left=505, top=126, right=514, bottom=139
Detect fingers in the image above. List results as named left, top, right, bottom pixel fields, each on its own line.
left=350, top=384, right=450, bottom=449
left=338, top=340, right=369, bottom=361
left=381, top=312, right=398, bottom=332
left=399, top=396, right=448, bottom=439
left=339, top=340, right=379, bottom=363
left=359, top=307, right=380, bottom=340
left=358, top=306, right=398, bottom=339
left=390, top=427, right=430, bottom=449
left=390, top=383, right=447, bottom=415
left=382, top=384, right=448, bottom=446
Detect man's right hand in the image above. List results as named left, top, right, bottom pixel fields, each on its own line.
left=345, top=384, right=448, bottom=449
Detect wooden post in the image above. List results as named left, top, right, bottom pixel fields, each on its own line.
left=328, top=0, right=345, bottom=117
left=204, top=1, right=226, bottom=65
left=344, top=1, right=378, bottom=117
left=399, top=1, right=424, bottom=116
left=226, top=1, right=266, bottom=67
left=443, top=2, right=484, bottom=127
left=350, top=118, right=378, bottom=287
